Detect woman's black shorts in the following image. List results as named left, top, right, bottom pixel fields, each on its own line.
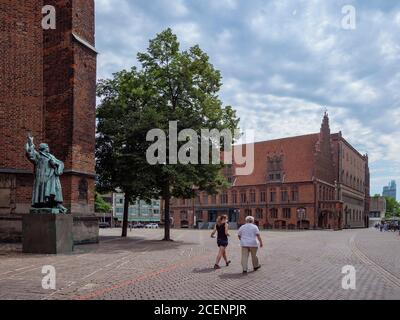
left=217, top=239, right=228, bottom=247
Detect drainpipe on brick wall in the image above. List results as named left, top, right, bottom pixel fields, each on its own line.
left=313, top=180, right=317, bottom=229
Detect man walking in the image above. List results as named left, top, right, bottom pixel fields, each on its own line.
left=238, top=216, right=263, bottom=274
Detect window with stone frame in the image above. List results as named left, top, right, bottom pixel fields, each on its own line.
left=256, top=208, right=263, bottom=220
left=267, top=154, right=284, bottom=182
left=283, top=208, right=291, bottom=219
left=260, top=190, right=266, bottom=203
left=245, top=209, right=252, bottom=216
left=231, top=190, right=237, bottom=204
left=270, top=208, right=278, bottom=219
left=250, top=189, right=256, bottom=203
left=281, top=187, right=289, bottom=202
left=202, top=193, right=208, bottom=205
left=291, top=186, right=299, bottom=201
left=240, top=191, right=247, bottom=204
left=195, top=210, right=203, bottom=221
left=180, top=210, right=188, bottom=220
left=220, top=192, right=228, bottom=204
left=224, top=165, right=234, bottom=184
left=270, top=188, right=277, bottom=203
left=211, top=195, right=217, bottom=205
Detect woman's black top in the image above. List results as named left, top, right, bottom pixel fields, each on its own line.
left=216, top=223, right=228, bottom=241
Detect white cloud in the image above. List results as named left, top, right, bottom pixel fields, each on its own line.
left=96, top=0, right=115, bottom=14
left=171, top=22, right=202, bottom=46
left=209, top=0, right=238, bottom=10
left=268, top=75, right=295, bottom=91
left=95, top=0, right=400, bottom=194
left=165, top=0, right=188, bottom=17
left=378, top=32, right=400, bottom=62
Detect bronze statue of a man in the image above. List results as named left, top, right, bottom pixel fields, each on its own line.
left=25, top=134, right=68, bottom=214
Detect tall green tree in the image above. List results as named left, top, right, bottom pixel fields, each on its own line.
left=96, top=29, right=239, bottom=240
left=96, top=68, right=159, bottom=237
left=384, top=196, right=400, bottom=218
left=137, top=29, right=239, bottom=241
left=95, top=192, right=112, bottom=213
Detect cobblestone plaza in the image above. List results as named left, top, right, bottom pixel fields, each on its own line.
left=0, top=228, right=399, bottom=300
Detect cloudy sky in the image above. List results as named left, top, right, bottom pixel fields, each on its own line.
left=95, top=0, right=400, bottom=197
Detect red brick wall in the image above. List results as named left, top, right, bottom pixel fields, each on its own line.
left=314, top=114, right=336, bottom=184
left=43, top=0, right=73, bottom=166
left=169, top=115, right=352, bottom=230
left=0, top=1, right=96, bottom=215
left=71, top=0, right=96, bottom=212
left=0, top=1, right=44, bottom=214
left=71, top=43, right=96, bottom=174
left=171, top=181, right=319, bottom=229
left=43, top=0, right=96, bottom=175
left=71, top=0, right=96, bottom=175
left=42, top=0, right=96, bottom=214
left=0, top=0, right=44, bottom=170
left=72, top=0, right=95, bottom=44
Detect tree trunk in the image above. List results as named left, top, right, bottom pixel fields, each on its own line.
left=122, top=192, right=130, bottom=237
left=163, top=194, right=171, bottom=241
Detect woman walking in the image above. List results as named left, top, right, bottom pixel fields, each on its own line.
left=211, top=215, right=231, bottom=269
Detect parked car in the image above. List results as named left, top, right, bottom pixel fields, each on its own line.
left=99, top=222, right=110, bottom=229
left=133, top=223, right=145, bottom=229
left=145, top=223, right=159, bottom=229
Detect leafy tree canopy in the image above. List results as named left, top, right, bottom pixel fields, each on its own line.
left=384, top=196, right=400, bottom=218
left=96, top=28, right=240, bottom=239
left=95, top=192, right=112, bottom=214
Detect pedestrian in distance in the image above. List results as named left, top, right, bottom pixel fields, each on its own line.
left=211, top=215, right=231, bottom=270
left=238, top=216, right=263, bottom=274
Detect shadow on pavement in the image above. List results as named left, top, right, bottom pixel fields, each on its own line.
left=0, top=237, right=198, bottom=257
left=78, top=237, right=198, bottom=255
left=192, top=267, right=216, bottom=274
left=219, top=272, right=251, bottom=279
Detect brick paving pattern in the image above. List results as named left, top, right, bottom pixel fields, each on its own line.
left=0, top=228, right=399, bottom=300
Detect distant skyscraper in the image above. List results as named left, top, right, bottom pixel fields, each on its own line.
left=382, top=180, right=396, bottom=200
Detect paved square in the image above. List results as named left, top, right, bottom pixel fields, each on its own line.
left=0, top=228, right=399, bottom=300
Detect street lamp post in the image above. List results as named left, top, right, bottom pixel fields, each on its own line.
left=297, top=208, right=305, bottom=230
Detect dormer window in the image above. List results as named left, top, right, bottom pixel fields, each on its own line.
left=267, top=155, right=284, bottom=182
left=224, top=165, right=234, bottom=184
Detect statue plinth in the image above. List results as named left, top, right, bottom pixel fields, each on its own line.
left=22, top=214, right=73, bottom=254
left=30, top=208, right=63, bottom=215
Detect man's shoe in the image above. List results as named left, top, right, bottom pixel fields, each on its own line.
left=254, top=265, right=261, bottom=271
left=242, top=270, right=248, bottom=274
left=214, top=264, right=221, bottom=270
left=226, top=260, right=231, bottom=267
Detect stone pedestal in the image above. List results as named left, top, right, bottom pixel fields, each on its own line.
left=22, top=213, right=73, bottom=254
left=0, top=215, right=23, bottom=242
left=73, top=216, right=99, bottom=245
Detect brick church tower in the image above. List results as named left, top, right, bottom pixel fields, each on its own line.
left=0, top=0, right=98, bottom=242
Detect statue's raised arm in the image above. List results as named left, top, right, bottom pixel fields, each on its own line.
left=25, top=133, right=39, bottom=164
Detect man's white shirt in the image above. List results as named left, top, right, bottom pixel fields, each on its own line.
left=238, top=223, right=260, bottom=247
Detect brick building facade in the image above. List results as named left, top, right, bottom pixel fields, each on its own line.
left=0, top=0, right=98, bottom=242
left=169, top=113, right=370, bottom=230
